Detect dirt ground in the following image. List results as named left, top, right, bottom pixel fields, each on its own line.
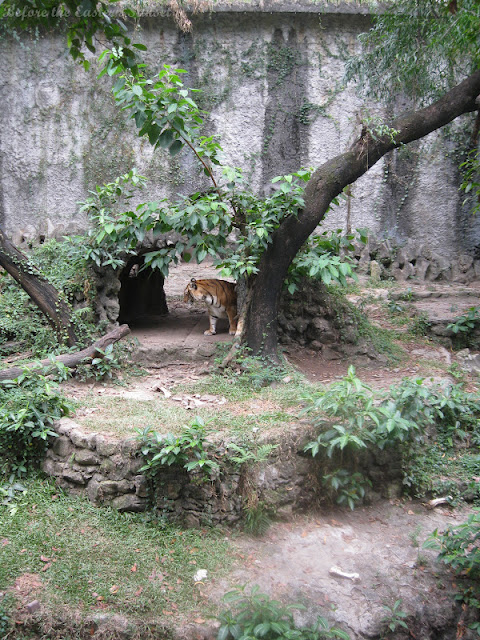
left=208, top=502, right=471, bottom=640
left=68, top=261, right=480, bottom=398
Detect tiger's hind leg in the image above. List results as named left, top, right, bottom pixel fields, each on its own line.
left=227, top=308, right=238, bottom=335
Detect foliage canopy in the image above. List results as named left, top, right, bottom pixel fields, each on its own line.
left=347, top=0, right=480, bottom=103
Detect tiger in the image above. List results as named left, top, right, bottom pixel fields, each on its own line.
left=183, top=277, right=238, bottom=336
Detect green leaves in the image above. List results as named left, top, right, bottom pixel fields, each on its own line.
left=0, top=365, right=71, bottom=478
left=286, top=227, right=363, bottom=293
left=425, top=509, right=480, bottom=608
left=323, top=470, right=371, bottom=511
left=138, top=417, right=219, bottom=480
left=169, top=140, right=183, bottom=156
left=101, top=54, right=219, bottom=177
left=0, top=0, right=145, bottom=74
left=303, top=367, right=480, bottom=509
left=217, top=584, right=350, bottom=640
left=346, top=0, right=480, bottom=103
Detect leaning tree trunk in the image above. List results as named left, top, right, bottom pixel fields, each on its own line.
left=244, top=70, right=480, bottom=359
left=0, top=228, right=79, bottom=346
left=0, top=324, right=130, bottom=381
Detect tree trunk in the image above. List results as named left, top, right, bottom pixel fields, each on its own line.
left=0, top=324, right=130, bottom=381
left=0, top=227, right=78, bottom=346
left=244, top=70, right=480, bottom=358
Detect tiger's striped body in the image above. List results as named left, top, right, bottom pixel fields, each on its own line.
left=183, top=278, right=237, bottom=336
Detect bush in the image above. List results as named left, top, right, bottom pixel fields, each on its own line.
left=137, top=416, right=220, bottom=480
left=0, top=364, right=72, bottom=477
left=304, top=368, right=480, bottom=507
left=425, top=510, right=480, bottom=609
left=217, top=584, right=350, bottom=640
left=447, top=306, right=480, bottom=349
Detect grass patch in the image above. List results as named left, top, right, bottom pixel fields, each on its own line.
left=73, top=393, right=300, bottom=439
left=0, top=477, right=232, bottom=623
left=73, top=396, right=196, bottom=436
left=175, top=369, right=308, bottom=403
left=71, top=370, right=310, bottom=438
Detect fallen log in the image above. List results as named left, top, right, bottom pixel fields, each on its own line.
left=0, top=325, right=131, bottom=381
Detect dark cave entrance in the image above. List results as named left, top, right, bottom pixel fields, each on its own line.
left=118, top=255, right=168, bottom=326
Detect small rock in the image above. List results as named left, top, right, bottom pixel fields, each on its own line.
left=26, top=600, right=41, bottom=614
left=370, top=260, right=382, bottom=282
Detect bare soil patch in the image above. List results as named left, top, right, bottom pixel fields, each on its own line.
left=207, top=501, right=472, bottom=640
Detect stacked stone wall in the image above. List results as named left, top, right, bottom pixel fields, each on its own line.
left=42, top=417, right=403, bottom=523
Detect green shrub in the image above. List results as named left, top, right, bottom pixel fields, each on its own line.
left=217, top=584, right=350, bottom=640
left=0, top=364, right=72, bottom=477
left=425, top=510, right=480, bottom=609
left=323, top=469, right=372, bottom=511
left=138, top=416, right=220, bottom=479
left=303, top=366, right=419, bottom=458
left=243, top=496, right=272, bottom=537
left=447, top=306, right=480, bottom=348
left=304, top=368, right=480, bottom=506
left=381, top=599, right=409, bottom=635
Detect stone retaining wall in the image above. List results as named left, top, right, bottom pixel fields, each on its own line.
left=353, top=238, right=480, bottom=284
left=42, top=417, right=403, bottom=524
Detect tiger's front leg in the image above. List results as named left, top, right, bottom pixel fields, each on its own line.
left=204, top=314, right=217, bottom=336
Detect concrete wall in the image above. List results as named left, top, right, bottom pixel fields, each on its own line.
left=1, top=0, right=478, bottom=258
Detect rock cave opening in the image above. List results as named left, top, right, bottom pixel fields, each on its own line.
left=118, top=255, right=168, bottom=326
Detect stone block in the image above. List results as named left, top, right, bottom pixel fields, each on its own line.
left=291, top=317, right=309, bottom=334
left=99, top=458, right=115, bottom=475
left=62, top=469, right=86, bottom=485
left=127, top=457, right=144, bottom=477
left=95, top=436, right=120, bottom=457
left=87, top=479, right=101, bottom=503
left=414, top=256, right=430, bottom=281
left=134, top=475, right=149, bottom=498
left=120, top=439, right=139, bottom=456
left=99, top=480, right=120, bottom=495
left=55, top=417, right=77, bottom=436
left=369, top=260, right=382, bottom=282
left=117, top=480, right=134, bottom=493
left=430, top=323, right=452, bottom=337
left=70, top=429, right=93, bottom=449
left=52, top=436, right=73, bottom=458
left=105, top=455, right=132, bottom=481
left=111, top=494, right=147, bottom=513
left=42, top=457, right=63, bottom=477
left=377, top=239, right=392, bottom=261
left=74, top=449, right=100, bottom=466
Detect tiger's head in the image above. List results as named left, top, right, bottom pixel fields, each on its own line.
left=183, top=277, right=202, bottom=303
